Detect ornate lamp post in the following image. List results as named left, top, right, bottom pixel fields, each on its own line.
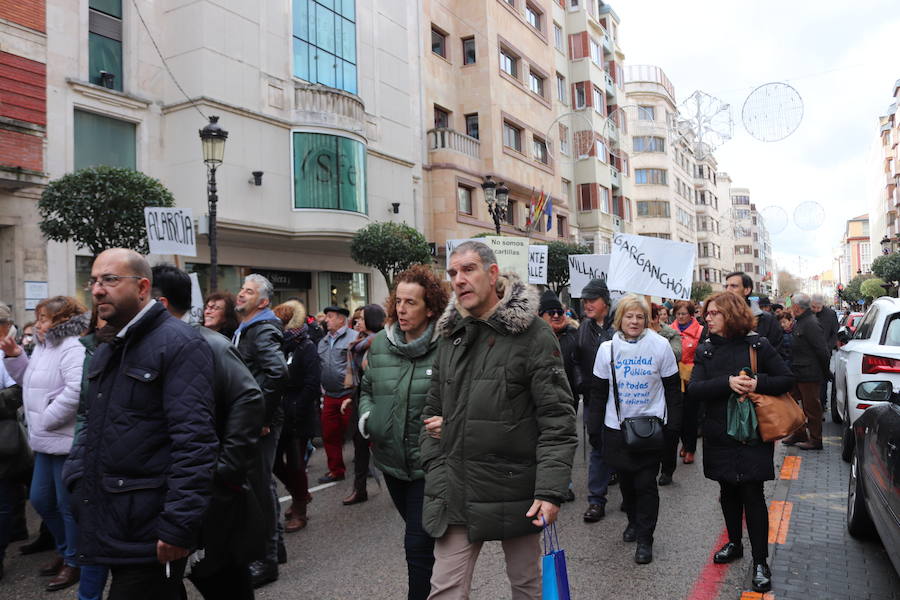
left=481, top=175, right=509, bottom=235
left=881, top=235, right=892, bottom=255
left=199, top=116, right=228, bottom=291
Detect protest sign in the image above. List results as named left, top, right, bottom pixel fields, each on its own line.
left=528, top=245, right=548, bottom=285
left=445, top=237, right=537, bottom=283
left=607, top=233, right=694, bottom=300
left=568, top=254, right=610, bottom=299
left=188, top=272, right=204, bottom=324
left=144, top=207, right=196, bottom=256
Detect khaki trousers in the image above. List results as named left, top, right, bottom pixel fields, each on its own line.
left=427, top=525, right=541, bottom=600
left=792, top=381, right=824, bottom=445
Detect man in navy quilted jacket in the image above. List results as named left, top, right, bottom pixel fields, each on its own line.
left=63, top=249, right=217, bottom=600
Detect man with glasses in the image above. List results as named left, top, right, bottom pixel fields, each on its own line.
left=63, top=248, right=217, bottom=600
left=539, top=290, right=580, bottom=406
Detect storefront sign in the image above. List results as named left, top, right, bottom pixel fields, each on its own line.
left=250, top=269, right=312, bottom=290
left=293, top=132, right=366, bottom=213
left=607, top=233, right=695, bottom=300
left=144, top=207, right=196, bottom=256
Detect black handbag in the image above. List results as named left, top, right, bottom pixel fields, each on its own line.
left=610, top=345, right=665, bottom=453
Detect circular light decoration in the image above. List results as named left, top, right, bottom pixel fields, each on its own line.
left=793, top=201, right=825, bottom=231
left=675, top=90, right=734, bottom=160
left=759, top=205, right=789, bottom=235
left=742, top=82, right=804, bottom=142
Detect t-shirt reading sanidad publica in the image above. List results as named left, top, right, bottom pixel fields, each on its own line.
left=593, top=330, right=678, bottom=430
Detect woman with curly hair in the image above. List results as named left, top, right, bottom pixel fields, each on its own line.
left=358, top=264, right=449, bottom=600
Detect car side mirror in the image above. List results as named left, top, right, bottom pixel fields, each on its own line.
left=856, top=381, right=893, bottom=402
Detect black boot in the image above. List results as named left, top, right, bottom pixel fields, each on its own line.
left=249, top=560, right=278, bottom=589
left=752, top=562, right=772, bottom=592
left=634, top=542, right=653, bottom=564
left=20, top=523, right=55, bottom=555
left=622, top=523, right=637, bottom=543
left=713, top=542, right=744, bottom=564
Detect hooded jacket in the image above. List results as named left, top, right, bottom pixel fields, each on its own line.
left=281, top=326, right=320, bottom=439
left=5, top=313, right=89, bottom=455
left=419, top=272, right=577, bottom=542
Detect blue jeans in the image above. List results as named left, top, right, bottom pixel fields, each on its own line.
left=31, top=452, right=78, bottom=566
left=79, top=565, right=110, bottom=600
left=384, top=474, right=434, bottom=600
left=0, top=478, right=16, bottom=561
left=587, top=433, right=611, bottom=506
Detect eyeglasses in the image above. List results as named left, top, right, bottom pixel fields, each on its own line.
left=84, top=274, right=144, bottom=291
left=543, top=309, right=565, bottom=317
left=706, top=309, right=722, bottom=317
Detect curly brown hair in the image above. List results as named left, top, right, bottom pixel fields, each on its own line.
left=204, top=291, right=239, bottom=336
left=702, top=292, right=755, bottom=338
left=673, top=300, right=696, bottom=316
left=35, top=296, right=88, bottom=329
left=385, top=264, right=449, bottom=325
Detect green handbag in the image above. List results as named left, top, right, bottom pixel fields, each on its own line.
left=726, top=368, right=760, bottom=444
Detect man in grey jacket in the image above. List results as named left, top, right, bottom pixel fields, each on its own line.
left=811, top=294, right=839, bottom=411
left=317, top=306, right=355, bottom=484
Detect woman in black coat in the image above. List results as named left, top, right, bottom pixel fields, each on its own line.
left=689, top=292, right=794, bottom=594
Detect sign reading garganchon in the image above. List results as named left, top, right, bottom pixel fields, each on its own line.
left=607, top=233, right=695, bottom=300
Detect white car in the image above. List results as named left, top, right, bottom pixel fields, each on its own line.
left=832, top=296, right=900, bottom=462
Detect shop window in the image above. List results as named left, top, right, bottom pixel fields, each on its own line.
left=293, top=0, right=358, bottom=94
left=74, top=109, right=136, bottom=170
left=319, top=271, right=368, bottom=314
left=292, top=132, right=366, bottom=213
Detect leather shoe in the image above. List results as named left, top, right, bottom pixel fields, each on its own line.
left=781, top=433, right=807, bottom=446
left=39, top=555, right=63, bottom=576
left=796, top=441, right=823, bottom=451
left=682, top=452, right=695, bottom=464
left=583, top=504, right=605, bottom=522
left=46, top=565, right=80, bottom=591
left=317, top=472, right=345, bottom=484
left=752, top=561, right=772, bottom=592
left=285, top=514, right=308, bottom=532
left=21, top=528, right=56, bottom=555
left=713, top=542, right=743, bottom=564
left=622, top=524, right=637, bottom=542
left=658, top=473, right=673, bottom=486
left=342, top=490, right=368, bottom=505
left=634, top=542, right=653, bottom=564
left=249, top=560, right=278, bottom=589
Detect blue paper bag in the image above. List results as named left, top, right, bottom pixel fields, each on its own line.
left=542, top=522, right=571, bottom=600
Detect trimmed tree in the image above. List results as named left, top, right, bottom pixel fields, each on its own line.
left=860, top=277, right=889, bottom=300
left=842, top=273, right=875, bottom=306
left=38, top=166, right=175, bottom=255
left=871, top=253, right=900, bottom=288
left=691, top=281, right=713, bottom=303
left=350, top=221, right=433, bottom=289
left=547, top=241, right=591, bottom=293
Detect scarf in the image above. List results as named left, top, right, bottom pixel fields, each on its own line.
left=389, top=321, right=436, bottom=359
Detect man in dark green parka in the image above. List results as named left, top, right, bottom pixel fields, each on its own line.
left=420, top=241, right=577, bottom=600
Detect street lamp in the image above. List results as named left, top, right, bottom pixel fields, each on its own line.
left=481, top=175, right=509, bottom=235
left=199, top=115, right=228, bottom=292
left=881, top=235, right=892, bottom=255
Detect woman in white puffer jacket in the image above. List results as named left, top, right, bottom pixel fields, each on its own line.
left=1, top=296, right=89, bottom=588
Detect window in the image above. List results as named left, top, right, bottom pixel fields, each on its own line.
left=500, top=48, right=518, bottom=77
left=574, top=81, right=586, bottom=108
left=505, top=200, right=516, bottom=225
left=525, top=3, right=542, bottom=29
left=589, top=37, right=602, bottom=65
left=592, top=85, right=604, bottom=113
left=434, top=106, right=449, bottom=129
left=636, top=200, right=670, bottom=218
left=505, top=0, right=515, bottom=6
left=556, top=73, right=566, bottom=102
left=599, top=185, right=610, bottom=213
left=462, top=37, right=476, bottom=64
left=638, top=105, right=655, bottom=120
left=529, top=70, right=544, bottom=96
left=89, top=0, right=123, bottom=91
left=503, top=121, right=522, bottom=152
left=74, top=109, right=135, bottom=170
left=559, top=123, right=569, bottom=155
left=533, top=136, right=549, bottom=164
left=465, top=113, right=479, bottom=139
left=632, top=136, right=665, bottom=153
left=733, top=195, right=751, bottom=205
left=553, top=22, right=563, bottom=50
left=292, top=132, right=367, bottom=213
left=457, top=185, right=473, bottom=214
left=293, top=0, right=358, bottom=94
left=578, top=184, right=595, bottom=211
left=676, top=206, right=693, bottom=229
left=634, top=168, right=667, bottom=184
left=431, top=27, right=447, bottom=58
left=594, top=139, right=607, bottom=162
left=557, top=215, right=567, bottom=237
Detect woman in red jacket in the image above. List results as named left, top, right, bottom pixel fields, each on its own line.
left=674, top=300, right=703, bottom=466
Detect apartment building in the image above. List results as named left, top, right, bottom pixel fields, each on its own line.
left=877, top=80, right=899, bottom=244
left=730, top=187, right=772, bottom=295
left=43, top=0, right=424, bottom=311
left=0, top=0, right=47, bottom=324
left=838, top=213, right=872, bottom=282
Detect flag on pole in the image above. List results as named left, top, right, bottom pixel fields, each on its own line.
left=526, top=187, right=537, bottom=228
left=545, top=196, right=553, bottom=232
left=531, top=189, right=548, bottom=231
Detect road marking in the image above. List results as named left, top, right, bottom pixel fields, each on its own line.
left=779, top=456, right=801, bottom=480
left=768, top=501, right=792, bottom=544
left=278, top=481, right=338, bottom=504
left=740, top=592, right=775, bottom=599
left=685, top=528, right=732, bottom=600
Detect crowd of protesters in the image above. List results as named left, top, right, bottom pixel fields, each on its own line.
left=0, top=242, right=841, bottom=599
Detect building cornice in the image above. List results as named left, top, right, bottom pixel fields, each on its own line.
left=67, top=79, right=152, bottom=111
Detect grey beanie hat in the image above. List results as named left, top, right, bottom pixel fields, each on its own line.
left=581, top=278, right=610, bottom=303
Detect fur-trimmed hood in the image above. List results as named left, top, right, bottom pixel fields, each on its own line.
left=437, top=271, right=539, bottom=337
left=43, top=312, right=91, bottom=347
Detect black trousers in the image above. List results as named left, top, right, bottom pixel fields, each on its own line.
left=618, top=464, right=659, bottom=545
left=189, top=558, right=254, bottom=600
left=384, top=474, right=435, bottom=600
left=108, top=558, right=187, bottom=600
left=680, top=391, right=699, bottom=453
left=660, top=429, right=680, bottom=477
left=719, top=481, right=768, bottom=562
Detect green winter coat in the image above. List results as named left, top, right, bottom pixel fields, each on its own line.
left=359, top=321, right=439, bottom=481
left=419, top=273, right=577, bottom=543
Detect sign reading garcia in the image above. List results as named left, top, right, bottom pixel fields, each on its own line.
left=293, top=132, right=367, bottom=213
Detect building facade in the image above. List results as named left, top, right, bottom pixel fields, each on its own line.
left=876, top=80, right=899, bottom=245
left=839, top=213, right=871, bottom=282
left=43, top=0, right=425, bottom=313
left=0, top=0, right=48, bottom=324
left=729, top=187, right=772, bottom=295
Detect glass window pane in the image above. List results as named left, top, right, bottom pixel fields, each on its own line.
left=89, top=0, right=121, bottom=18
left=293, top=132, right=366, bottom=213
left=317, top=0, right=335, bottom=10
left=293, top=38, right=310, bottom=81
left=341, top=17, right=356, bottom=62
left=341, top=0, right=356, bottom=21
left=293, top=0, right=309, bottom=41
left=314, top=46, right=336, bottom=87
left=316, top=4, right=336, bottom=53
left=74, top=109, right=136, bottom=171
left=342, top=61, right=357, bottom=94
left=89, top=32, right=123, bottom=91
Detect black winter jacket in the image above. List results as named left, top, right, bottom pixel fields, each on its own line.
left=63, top=303, right=218, bottom=565
left=0, top=384, right=29, bottom=481
left=755, top=310, right=784, bottom=356
left=790, top=310, right=830, bottom=382
left=815, top=306, right=840, bottom=351
left=235, top=318, right=288, bottom=427
left=689, top=333, right=794, bottom=483
left=574, top=316, right=613, bottom=398
left=556, top=324, right=580, bottom=405
left=281, top=326, right=321, bottom=439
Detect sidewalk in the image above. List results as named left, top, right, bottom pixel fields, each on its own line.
left=740, top=419, right=900, bottom=600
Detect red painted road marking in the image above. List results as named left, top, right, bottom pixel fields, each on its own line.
left=686, top=527, right=732, bottom=600
left=768, top=501, right=792, bottom=544
left=779, top=456, right=801, bottom=480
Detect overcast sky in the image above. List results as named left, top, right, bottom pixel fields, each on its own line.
left=613, top=0, right=899, bottom=277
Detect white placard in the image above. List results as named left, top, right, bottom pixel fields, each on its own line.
left=607, top=233, right=695, bottom=300
left=144, top=207, right=196, bottom=257
left=188, top=273, right=204, bottom=324
left=24, top=281, right=48, bottom=300
left=568, top=254, right=609, bottom=299
left=528, top=245, right=548, bottom=285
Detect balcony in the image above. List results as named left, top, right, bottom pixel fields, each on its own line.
left=602, top=33, right=612, bottom=53
left=887, top=172, right=897, bottom=190
left=428, top=128, right=480, bottom=159
left=604, top=71, right=616, bottom=95
left=293, top=82, right=366, bottom=137
left=610, top=166, right=621, bottom=188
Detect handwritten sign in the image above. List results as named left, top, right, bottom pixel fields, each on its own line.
left=446, top=237, right=542, bottom=284
left=568, top=254, right=610, bottom=299
left=188, top=273, right=204, bottom=324
left=144, top=207, right=196, bottom=256
left=528, top=245, right=548, bottom=285
left=607, top=233, right=694, bottom=300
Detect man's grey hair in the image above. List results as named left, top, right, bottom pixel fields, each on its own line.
left=244, top=274, right=274, bottom=300
left=792, top=292, right=811, bottom=310
left=810, top=294, right=825, bottom=306
left=450, top=241, right=497, bottom=269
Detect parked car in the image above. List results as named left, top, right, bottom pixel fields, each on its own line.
left=840, top=311, right=865, bottom=337
left=833, top=298, right=900, bottom=461
left=847, top=380, right=900, bottom=576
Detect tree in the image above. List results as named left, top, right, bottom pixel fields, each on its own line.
left=691, top=281, right=713, bottom=303
left=547, top=241, right=591, bottom=293
left=350, top=221, right=433, bottom=289
left=871, top=253, right=900, bottom=285
left=860, top=277, right=889, bottom=300
left=38, top=166, right=176, bottom=256
left=776, top=270, right=803, bottom=298
left=842, top=273, right=875, bottom=306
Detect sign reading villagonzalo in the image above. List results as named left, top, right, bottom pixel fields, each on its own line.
left=607, top=233, right=695, bottom=300
left=144, top=207, right=196, bottom=257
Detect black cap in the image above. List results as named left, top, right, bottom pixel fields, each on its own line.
left=758, top=295, right=771, bottom=308
left=323, top=306, right=350, bottom=318
left=581, top=278, right=610, bottom=303
left=538, top=290, right=563, bottom=314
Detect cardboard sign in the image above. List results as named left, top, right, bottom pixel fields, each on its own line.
left=528, top=245, right=548, bottom=285
left=567, top=253, right=629, bottom=302
left=144, top=207, right=196, bottom=256
left=446, top=237, right=543, bottom=284
left=607, top=233, right=694, bottom=300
